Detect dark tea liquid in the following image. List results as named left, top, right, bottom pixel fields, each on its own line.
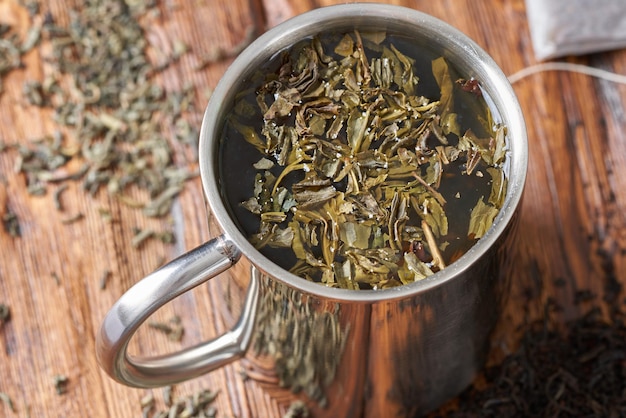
left=218, top=30, right=506, bottom=289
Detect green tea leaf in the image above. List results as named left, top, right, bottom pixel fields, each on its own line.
left=493, top=124, right=507, bottom=165
left=432, top=56, right=454, bottom=117
left=253, top=157, right=274, bottom=170
left=334, top=260, right=358, bottom=290
left=266, top=226, right=294, bottom=248
left=231, top=118, right=266, bottom=153
left=487, top=166, right=508, bottom=208
left=410, top=194, right=448, bottom=237
left=398, top=252, right=434, bottom=284
left=346, top=108, right=370, bottom=153
left=468, top=198, right=499, bottom=239
left=339, top=221, right=373, bottom=249
left=441, top=112, right=460, bottom=136
left=293, top=185, right=338, bottom=210
left=241, top=197, right=262, bottom=214
left=334, top=33, right=354, bottom=57
left=264, top=87, right=301, bottom=120
left=390, top=44, right=416, bottom=94
left=361, top=31, right=387, bottom=45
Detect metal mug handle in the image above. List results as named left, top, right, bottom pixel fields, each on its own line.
left=96, top=235, right=260, bottom=388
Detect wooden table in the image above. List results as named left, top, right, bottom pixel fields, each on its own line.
left=1, top=0, right=625, bottom=416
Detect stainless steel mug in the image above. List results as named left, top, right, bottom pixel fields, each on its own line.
left=96, top=4, right=527, bottom=417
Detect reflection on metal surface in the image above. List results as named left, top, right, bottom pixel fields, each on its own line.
left=249, top=268, right=350, bottom=406
left=228, top=209, right=519, bottom=417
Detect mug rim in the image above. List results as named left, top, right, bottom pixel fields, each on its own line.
left=199, top=3, right=528, bottom=303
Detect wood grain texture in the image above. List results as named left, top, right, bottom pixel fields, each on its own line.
left=1, top=0, right=626, bottom=417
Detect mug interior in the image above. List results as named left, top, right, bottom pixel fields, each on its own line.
left=199, top=4, right=527, bottom=302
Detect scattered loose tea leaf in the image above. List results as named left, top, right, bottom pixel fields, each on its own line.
left=0, top=0, right=206, bottom=234
left=157, top=230, right=176, bottom=245
left=98, top=207, right=112, bottom=221
left=282, top=400, right=309, bottom=418
left=52, top=184, right=68, bottom=211
left=131, top=228, right=155, bottom=249
left=0, top=392, right=15, bottom=413
left=433, top=307, right=626, bottom=417
left=148, top=315, right=184, bottom=342
left=129, top=228, right=175, bottom=249
left=0, top=303, right=10, bottom=326
left=20, top=22, right=41, bottom=53
left=431, top=250, right=625, bottom=418
left=60, top=212, right=84, bottom=225
left=140, top=393, right=155, bottom=418
left=163, top=385, right=173, bottom=407
left=1, top=206, right=20, bottom=237
left=53, top=374, right=68, bottom=395
left=142, top=387, right=220, bottom=418
left=51, top=271, right=60, bottom=286
left=99, top=270, right=111, bottom=290
left=0, top=25, right=24, bottom=94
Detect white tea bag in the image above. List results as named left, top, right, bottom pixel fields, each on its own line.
left=526, top=0, right=626, bottom=60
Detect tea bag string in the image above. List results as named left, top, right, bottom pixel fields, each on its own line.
left=508, top=62, right=626, bottom=85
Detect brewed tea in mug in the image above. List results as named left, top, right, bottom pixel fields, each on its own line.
left=97, top=5, right=527, bottom=417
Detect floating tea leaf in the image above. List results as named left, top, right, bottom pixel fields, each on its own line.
left=468, top=198, right=499, bottom=239
left=432, top=57, right=454, bottom=117
left=220, top=30, right=508, bottom=289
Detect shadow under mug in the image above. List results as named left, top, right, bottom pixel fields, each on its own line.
left=96, top=4, right=527, bottom=417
